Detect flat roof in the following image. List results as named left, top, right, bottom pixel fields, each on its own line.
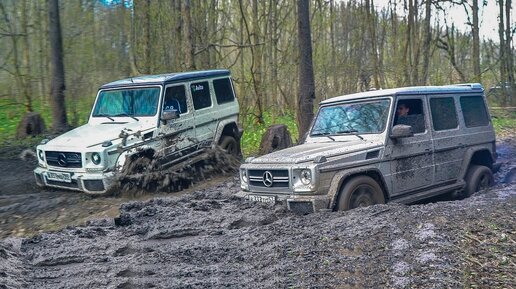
left=100, top=69, right=231, bottom=89
left=320, top=83, right=484, bottom=105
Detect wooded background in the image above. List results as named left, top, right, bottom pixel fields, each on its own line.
left=0, top=0, right=514, bottom=135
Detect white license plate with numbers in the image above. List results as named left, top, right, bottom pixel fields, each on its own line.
left=247, top=195, right=276, bottom=204
left=46, top=171, right=72, bottom=183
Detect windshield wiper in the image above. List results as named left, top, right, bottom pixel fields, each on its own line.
left=113, top=113, right=139, bottom=121
left=96, top=114, right=115, bottom=121
left=311, top=132, right=335, bottom=141
left=335, top=129, right=365, bottom=141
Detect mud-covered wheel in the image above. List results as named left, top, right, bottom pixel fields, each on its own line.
left=463, top=165, right=494, bottom=198
left=337, top=175, right=385, bottom=211
left=219, top=136, right=239, bottom=156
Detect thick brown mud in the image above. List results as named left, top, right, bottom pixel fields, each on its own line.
left=0, top=139, right=514, bottom=288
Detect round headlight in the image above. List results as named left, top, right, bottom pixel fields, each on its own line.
left=300, top=169, right=312, bottom=185
left=38, top=150, right=44, bottom=161
left=91, top=152, right=101, bottom=165
left=241, top=169, right=248, bottom=183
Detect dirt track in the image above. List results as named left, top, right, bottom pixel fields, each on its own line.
left=0, top=139, right=515, bottom=288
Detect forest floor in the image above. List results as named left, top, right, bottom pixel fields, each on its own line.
left=0, top=138, right=514, bottom=288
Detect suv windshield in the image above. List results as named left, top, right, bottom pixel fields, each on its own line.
left=92, top=87, right=160, bottom=117
left=311, top=99, right=390, bottom=136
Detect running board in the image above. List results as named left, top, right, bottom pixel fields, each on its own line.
left=159, top=148, right=207, bottom=170
left=390, top=181, right=465, bottom=204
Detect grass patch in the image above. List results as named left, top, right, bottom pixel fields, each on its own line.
left=490, top=108, right=516, bottom=138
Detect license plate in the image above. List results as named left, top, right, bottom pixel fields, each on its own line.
left=247, top=195, right=276, bottom=204
left=46, top=171, right=72, bottom=183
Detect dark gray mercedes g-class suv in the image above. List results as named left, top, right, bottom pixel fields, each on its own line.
left=238, top=83, right=500, bottom=213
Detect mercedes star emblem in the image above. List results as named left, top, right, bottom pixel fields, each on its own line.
left=263, top=171, right=273, bottom=187
left=57, top=153, right=68, bottom=167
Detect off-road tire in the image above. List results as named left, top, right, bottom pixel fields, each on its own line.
left=337, top=175, right=385, bottom=211
left=219, top=136, right=239, bottom=157
left=462, top=165, right=494, bottom=198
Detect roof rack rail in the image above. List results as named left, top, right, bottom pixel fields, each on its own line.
left=446, top=83, right=483, bottom=90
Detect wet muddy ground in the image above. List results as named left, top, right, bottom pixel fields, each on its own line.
left=0, top=139, right=515, bottom=288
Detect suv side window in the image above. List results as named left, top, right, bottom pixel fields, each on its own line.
left=460, top=95, right=489, bottom=127
left=394, top=99, right=426, bottom=134
left=213, top=78, right=235, bottom=104
left=164, top=85, right=188, bottom=114
left=191, top=81, right=211, bottom=110
left=430, top=97, right=458, bottom=131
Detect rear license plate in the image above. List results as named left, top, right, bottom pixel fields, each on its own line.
left=46, top=171, right=72, bottom=183
left=247, top=195, right=276, bottom=204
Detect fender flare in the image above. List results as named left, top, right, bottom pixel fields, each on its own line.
left=214, top=120, right=239, bottom=144
left=114, top=145, right=155, bottom=171
left=326, top=166, right=388, bottom=210
left=458, top=148, right=494, bottom=180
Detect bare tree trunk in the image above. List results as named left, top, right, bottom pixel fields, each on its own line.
left=365, top=0, right=380, bottom=89
left=21, top=0, right=33, bottom=107
left=505, top=0, right=514, bottom=102
left=402, top=0, right=413, bottom=85
left=120, top=0, right=130, bottom=75
left=144, top=0, right=152, bottom=73
left=330, top=0, right=338, bottom=93
left=48, top=0, right=68, bottom=132
left=127, top=0, right=139, bottom=75
left=36, top=0, right=48, bottom=100
left=472, top=0, right=481, bottom=82
left=297, top=0, right=315, bottom=140
left=498, top=0, right=506, bottom=82
left=173, top=0, right=182, bottom=71
left=238, top=0, right=264, bottom=124
left=421, top=0, right=432, bottom=85
left=251, top=0, right=263, bottom=121
left=182, top=0, right=195, bottom=70
left=207, top=0, right=217, bottom=68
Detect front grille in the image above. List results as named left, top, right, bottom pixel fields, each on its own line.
left=45, top=151, right=82, bottom=168
left=249, top=169, right=289, bottom=188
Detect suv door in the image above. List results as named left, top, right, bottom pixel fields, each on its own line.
left=429, top=95, right=463, bottom=183
left=386, top=96, right=434, bottom=197
left=190, top=80, right=217, bottom=146
left=159, top=84, right=196, bottom=155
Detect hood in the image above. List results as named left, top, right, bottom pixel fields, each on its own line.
left=44, top=121, right=155, bottom=150
left=249, top=140, right=383, bottom=164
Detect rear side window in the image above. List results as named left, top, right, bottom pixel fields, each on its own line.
left=213, top=78, right=235, bottom=104
left=191, top=81, right=211, bottom=110
left=460, top=95, right=489, bottom=127
left=430, top=97, right=458, bottom=131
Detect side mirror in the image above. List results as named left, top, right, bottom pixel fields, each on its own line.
left=161, top=110, right=179, bottom=121
left=390, top=124, right=413, bottom=139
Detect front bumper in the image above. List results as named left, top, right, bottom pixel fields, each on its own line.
left=34, top=167, right=114, bottom=195
left=236, top=191, right=330, bottom=214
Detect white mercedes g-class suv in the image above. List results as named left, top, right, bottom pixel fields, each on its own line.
left=34, top=69, right=242, bottom=194
left=239, top=84, right=500, bottom=213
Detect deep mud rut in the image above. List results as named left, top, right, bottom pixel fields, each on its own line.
left=0, top=139, right=515, bottom=288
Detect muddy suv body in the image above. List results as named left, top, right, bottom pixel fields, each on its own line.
left=239, top=83, right=500, bottom=213
left=34, top=69, right=242, bottom=194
